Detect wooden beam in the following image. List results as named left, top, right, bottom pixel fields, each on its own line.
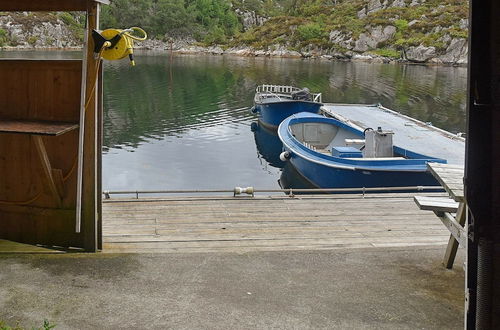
left=442, top=203, right=467, bottom=268
left=76, top=1, right=100, bottom=251
left=0, top=120, right=78, bottom=136
left=438, top=207, right=466, bottom=250
left=0, top=0, right=109, bottom=11
left=32, top=136, right=62, bottom=208
left=97, top=62, right=103, bottom=250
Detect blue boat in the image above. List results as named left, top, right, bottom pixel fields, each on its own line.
left=277, top=112, right=446, bottom=189
left=252, top=85, right=323, bottom=130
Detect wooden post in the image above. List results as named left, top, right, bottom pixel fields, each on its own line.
left=79, top=1, right=100, bottom=251
left=466, top=0, right=500, bottom=327
left=97, top=60, right=103, bottom=250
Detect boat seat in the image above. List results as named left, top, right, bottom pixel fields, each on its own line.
left=346, top=157, right=406, bottom=160
left=332, top=146, right=363, bottom=158
left=345, top=139, right=365, bottom=146
left=316, top=148, right=331, bottom=155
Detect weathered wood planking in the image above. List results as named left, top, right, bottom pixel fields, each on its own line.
left=0, top=120, right=78, bottom=136
left=0, top=60, right=83, bottom=247
left=0, top=3, right=105, bottom=251
left=0, top=60, right=81, bottom=207
left=102, top=193, right=452, bottom=253
left=414, top=196, right=459, bottom=213
left=427, top=163, right=465, bottom=202
left=79, top=0, right=100, bottom=251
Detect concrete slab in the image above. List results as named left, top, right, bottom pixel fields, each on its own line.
left=0, top=247, right=464, bottom=329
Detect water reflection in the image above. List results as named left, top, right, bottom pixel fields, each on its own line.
left=279, top=162, right=316, bottom=190
left=99, top=52, right=468, bottom=190
left=251, top=121, right=285, bottom=169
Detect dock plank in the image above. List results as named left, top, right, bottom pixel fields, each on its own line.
left=102, top=193, right=451, bottom=253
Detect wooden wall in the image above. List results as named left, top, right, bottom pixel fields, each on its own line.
left=0, top=60, right=83, bottom=247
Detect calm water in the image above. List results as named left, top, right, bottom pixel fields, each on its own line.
left=0, top=50, right=467, bottom=191
left=102, top=52, right=467, bottom=191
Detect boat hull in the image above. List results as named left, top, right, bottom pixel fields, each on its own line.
left=288, top=153, right=440, bottom=189
left=255, top=101, right=322, bottom=129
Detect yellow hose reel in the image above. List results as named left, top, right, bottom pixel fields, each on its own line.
left=92, top=27, right=147, bottom=66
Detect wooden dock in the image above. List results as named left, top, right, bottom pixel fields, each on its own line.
left=102, top=193, right=452, bottom=253
left=322, top=103, right=465, bottom=165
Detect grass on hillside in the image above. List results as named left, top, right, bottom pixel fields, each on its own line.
left=230, top=0, right=468, bottom=54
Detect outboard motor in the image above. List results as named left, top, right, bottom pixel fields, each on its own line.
left=291, top=88, right=312, bottom=101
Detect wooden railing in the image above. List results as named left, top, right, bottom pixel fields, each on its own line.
left=256, top=84, right=322, bottom=103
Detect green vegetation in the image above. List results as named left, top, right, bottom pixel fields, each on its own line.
left=100, top=0, right=240, bottom=44
left=231, top=0, right=468, bottom=55
left=27, top=35, right=38, bottom=45
left=0, top=319, right=55, bottom=330
left=0, top=28, right=7, bottom=46
left=57, top=12, right=85, bottom=41
left=297, top=22, right=325, bottom=41
left=370, top=48, right=400, bottom=59
left=0, top=0, right=468, bottom=58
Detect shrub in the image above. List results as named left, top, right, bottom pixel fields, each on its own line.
left=27, top=35, right=38, bottom=45
left=371, top=48, right=401, bottom=59
left=58, top=12, right=75, bottom=26
left=0, top=28, right=7, bottom=47
left=203, top=25, right=227, bottom=44
left=394, top=19, right=409, bottom=31
left=297, top=22, right=324, bottom=41
left=394, top=36, right=421, bottom=48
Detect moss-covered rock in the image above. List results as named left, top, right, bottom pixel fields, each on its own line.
left=230, top=0, right=468, bottom=64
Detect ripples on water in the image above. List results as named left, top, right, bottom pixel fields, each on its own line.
left=0, top=50, right=465, bottom=190
left=3, top=51, right=465, bottom=190
left=101, top=52, right=466, bottom=191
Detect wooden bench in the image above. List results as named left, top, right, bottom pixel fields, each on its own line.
left=414, top=195, right=466, bottom=267
left=414, top=196, right=458, bottom=214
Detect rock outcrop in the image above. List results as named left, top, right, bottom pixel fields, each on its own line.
left=404, top=45, right=436, bottom=62
left=438, top=38, right=468, bottom=65
left=234, top=9, right=268, bottom=31
left=353, top=25, right=396, bottom=52
left=0, top=13, right=80, bottom=49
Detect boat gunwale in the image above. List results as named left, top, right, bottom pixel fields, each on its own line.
left=254, top=98, right=324, bottom=107
left=277, top=112, right=447, bottom=172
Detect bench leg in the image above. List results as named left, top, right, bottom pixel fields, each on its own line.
left=443, top=203, right=466, bottom=268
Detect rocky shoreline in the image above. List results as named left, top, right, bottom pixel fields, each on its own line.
left=0, top=38, right=467, bottom=66
left=131, top=38, right=467, bottom=66
left=0, top=2, right=469, bottom=67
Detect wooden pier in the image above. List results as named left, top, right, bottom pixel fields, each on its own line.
left=103, top=193, right=452, bottom=253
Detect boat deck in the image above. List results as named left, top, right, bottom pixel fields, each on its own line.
left=322, top=104, right=465, bottom=165
left=103, top=193, right=452, bottom=253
